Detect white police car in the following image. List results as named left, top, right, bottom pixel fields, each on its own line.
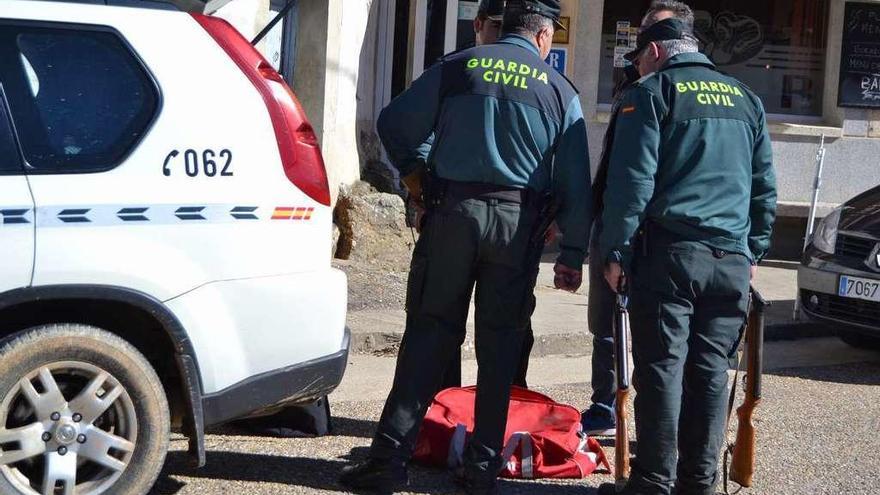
left=0, top=1, right=349, bottom=493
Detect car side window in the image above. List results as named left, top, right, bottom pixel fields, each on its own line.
left=0, top=24, right=159, bottom=173
left=0, top=90, right=23, bottom=173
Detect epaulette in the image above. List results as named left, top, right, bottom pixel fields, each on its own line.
left=557, top=70, right=581, bottom=95
left=438, top=43, right=475, bottom=61
left=632, top=72, right=660, bottom=86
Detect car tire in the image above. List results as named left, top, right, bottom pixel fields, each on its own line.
left=0, top=324, right=169, bottom=495
left=839, top=332, right=880, bottom=350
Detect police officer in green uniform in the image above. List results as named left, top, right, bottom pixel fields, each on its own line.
left=582, top=1, right=694, bottom=437
left=340, top=1, right=591, bottom=493
left=598, top=10, right=777, bottom=495
left=435, top=0, right=541, bottom=393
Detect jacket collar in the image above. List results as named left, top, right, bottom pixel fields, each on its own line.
left=662, top=52, right=715, bottom=70
left=498, top=34, right=541, bottom=57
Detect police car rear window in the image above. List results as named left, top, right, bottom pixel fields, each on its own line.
left=0, top=23, right=158, bottom=173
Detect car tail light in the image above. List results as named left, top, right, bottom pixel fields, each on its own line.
left=192, top=14, right=331, bottom=206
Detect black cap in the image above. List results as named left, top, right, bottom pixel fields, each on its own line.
left=506, top=0, right=566, bottom=31
left=478, top=0, right=505, bottom=21
left=624, top=18, right=693, bottom=61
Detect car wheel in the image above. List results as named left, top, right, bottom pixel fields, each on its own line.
left=839, top=332, right=880, bottom=350
left=0, top=324, right=169, bottom=495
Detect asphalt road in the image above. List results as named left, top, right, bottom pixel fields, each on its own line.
left=150, top=338, right=880, bottom=495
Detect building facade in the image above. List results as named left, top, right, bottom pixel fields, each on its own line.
left=232, top=0, right=880, bottom=223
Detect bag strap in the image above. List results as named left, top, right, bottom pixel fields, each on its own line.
left=500, top=432, right=534, bottom=479
left=447, top=423, right=467, bottom=469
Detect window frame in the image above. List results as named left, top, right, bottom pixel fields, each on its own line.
left=0, top=19, right=163, bottom=175
left=0, top=84, right=25, bottom=175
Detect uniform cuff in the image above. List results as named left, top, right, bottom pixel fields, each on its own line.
left=556, top=247, right=585, bottom=270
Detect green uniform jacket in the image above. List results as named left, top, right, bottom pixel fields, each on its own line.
left=599, top=52, right=777, bottom=268
left=377, top=35, right=592, bottom=269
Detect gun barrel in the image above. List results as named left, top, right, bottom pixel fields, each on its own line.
left=748, top=287, right=767, bottom=400
left=613, top=293, right=632, bottom=482
left=615, top=295, right=631, bottom=389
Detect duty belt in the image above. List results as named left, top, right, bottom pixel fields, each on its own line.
left=431, top=179, right=535, bottom=206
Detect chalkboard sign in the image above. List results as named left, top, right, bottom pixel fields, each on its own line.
left=839, top=3, right=880, bottom=109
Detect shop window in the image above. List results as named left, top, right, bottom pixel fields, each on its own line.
left=424, top=0, right=449, bottom=68
left=600, top=0, right=830, bottom=117
left=457, top=0, right=479, bottom=50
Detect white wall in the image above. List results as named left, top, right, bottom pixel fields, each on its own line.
left=293, top=0, right=371, bottom=204
left=215, top=0, right=268, bottom=40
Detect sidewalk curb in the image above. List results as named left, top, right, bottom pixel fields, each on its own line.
left=349, top=322, right=834, bottom=357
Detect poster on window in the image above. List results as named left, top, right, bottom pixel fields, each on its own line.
left=459, top=1, right=479, bottom=21
left=613, top=21, right=632, bottom=68
left=839, top=2, right=880, bottom=109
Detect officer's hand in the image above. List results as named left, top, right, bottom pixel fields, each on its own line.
left=543, top=222, right=560, bottom=246
left=604, top=262, right=626, bottom=293
left=750, top=264, right=757, bottom=281
left=401, top=170, right=424, bottom=201
left=405, top=197, right=427, bottom=234
left=413, top=203, right=427, bottom=234
left=553, top=263, right=582, bottom=292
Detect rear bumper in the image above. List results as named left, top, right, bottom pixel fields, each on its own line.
left=201, top=327, right=350, bottom=426
left=798, top=259, right=880, bottom=336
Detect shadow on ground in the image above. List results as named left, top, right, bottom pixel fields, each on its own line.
left=768, top=360, right=880, bottom=385
left=331, top=416, right=380, bottom=439
left=203, top=416, right=378, bottom=440
left=152, top=446, right=601, bottom=494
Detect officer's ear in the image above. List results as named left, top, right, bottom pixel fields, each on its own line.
left=648, top=41, right=663, bottom=62
left=536, top=26, right=554, bottom=56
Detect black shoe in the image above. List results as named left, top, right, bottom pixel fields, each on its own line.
left=598, top=483, right=620, bottom=495
left=597, top=482, right=642, bottom=495
left=339, top=458, right=408, bottom=492
left=451, top=466, right=500, bottom=495
left=599, top=481, right=662, bottom=495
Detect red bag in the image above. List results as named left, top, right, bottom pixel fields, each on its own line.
left=413, top=386, right=610, bottom=479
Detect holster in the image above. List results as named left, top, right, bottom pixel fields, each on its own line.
left=529, top=191, right=558, bottom=247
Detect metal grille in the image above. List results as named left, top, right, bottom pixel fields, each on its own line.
left=806, top=290, right=880, bottom=327
left=835, top=234, right=876, bottom=260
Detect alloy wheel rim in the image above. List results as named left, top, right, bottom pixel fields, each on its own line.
left=0, top=361, right=138, bottom=495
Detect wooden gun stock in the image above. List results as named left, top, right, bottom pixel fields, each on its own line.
left=730, top=287, right=767, bottom=488
left=615, top=388, right=631, bottom=484
left=730, top=398, right=759, bottom=486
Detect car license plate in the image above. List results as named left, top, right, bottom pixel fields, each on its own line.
left=838, top=275, right=880, bottom=302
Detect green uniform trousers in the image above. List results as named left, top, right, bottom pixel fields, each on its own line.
left=370, top=188, right=541, bottom=480
left=627, top=226, right=749, bottom=495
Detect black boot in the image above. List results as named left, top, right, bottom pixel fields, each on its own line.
left=598, top=482, right=661, bottom=495
left=339, top=458, right=408, bottom=492
left=452, top=466, right=500, bottom=495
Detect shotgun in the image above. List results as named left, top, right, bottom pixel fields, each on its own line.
left=730, top=287, right=769, bottom=487
left=613, top=293, right=631, bottom=489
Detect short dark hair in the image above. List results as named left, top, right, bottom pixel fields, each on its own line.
left=644, top=1, right=695, bottom=29
left=502, top=11, right=553, bottom=37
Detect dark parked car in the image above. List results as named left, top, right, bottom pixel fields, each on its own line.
left=799, top=184, right=880, bottom=349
